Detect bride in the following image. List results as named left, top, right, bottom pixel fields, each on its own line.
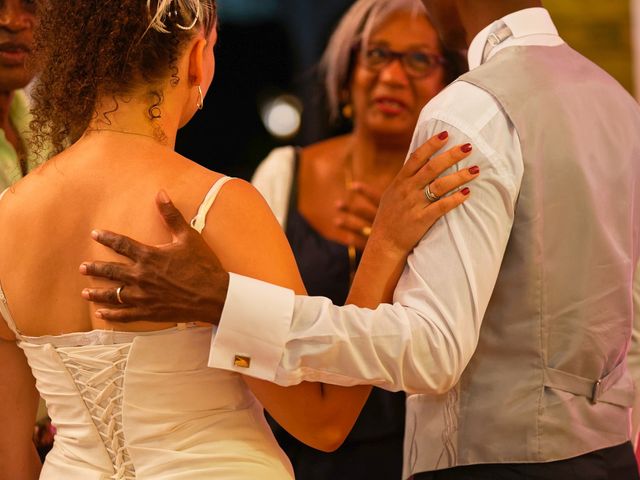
left=0, top=0, right=475, bottom=478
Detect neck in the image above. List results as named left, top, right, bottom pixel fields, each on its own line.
left=0, top=89, right=15, bottom=135
left=86, top=93, right=182, bottom=149
left=459, top=0, right=542, bottom=47
left=349, top=129, right=408, bottom=184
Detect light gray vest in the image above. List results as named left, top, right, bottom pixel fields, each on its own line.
left=403, top=44, right=640, bottom=478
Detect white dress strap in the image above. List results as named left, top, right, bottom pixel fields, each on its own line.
left=0, top=281, right=21, bottom=339
left=0, top=188, right=8, bottom=202
left=190, top=176, right=234, bottom=234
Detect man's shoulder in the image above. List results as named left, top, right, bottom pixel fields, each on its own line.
left=417, top=80, right=505, bottom=137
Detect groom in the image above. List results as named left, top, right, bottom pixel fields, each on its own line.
left=82, top=0, right=640, bottom=478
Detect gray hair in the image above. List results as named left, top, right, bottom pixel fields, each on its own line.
left=321, top=0, right=429, bottom=120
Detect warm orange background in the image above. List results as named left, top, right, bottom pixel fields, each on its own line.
left=545, top=0, right=634, bottom=94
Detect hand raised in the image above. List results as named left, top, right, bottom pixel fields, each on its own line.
left=80, top=191, right=228, bottom=324
left=335, top=184, right=381, bottom=250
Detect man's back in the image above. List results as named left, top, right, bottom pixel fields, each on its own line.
left=406, top=41, right=640, bottom=474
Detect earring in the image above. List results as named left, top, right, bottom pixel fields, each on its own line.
left=197, top=85, right=204, bottom=110
left=341, top=103, right=353, bottom=119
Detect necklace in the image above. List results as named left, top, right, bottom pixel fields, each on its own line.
left=343, top=150, right=358, bottom=285
left=87, top=127, right=166, bottom=144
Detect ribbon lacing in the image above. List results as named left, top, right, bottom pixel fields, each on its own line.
left=58, top=344, right=136, bottom=479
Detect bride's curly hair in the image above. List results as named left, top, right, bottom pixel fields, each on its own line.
left=29, top=0, right=217, bottom=158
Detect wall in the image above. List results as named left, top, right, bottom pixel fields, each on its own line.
left=545, top=0, right=634, bottom=95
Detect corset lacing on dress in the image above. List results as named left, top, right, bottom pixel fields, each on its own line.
left=57, top=344, right=136, bottom=480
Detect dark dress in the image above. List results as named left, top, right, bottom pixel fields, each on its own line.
left=267, top=151, right=406, bottom=480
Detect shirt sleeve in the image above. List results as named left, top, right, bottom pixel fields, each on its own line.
left=628, top=261, right=640, bottom=445
left=210, top=92, right=523, bottom=394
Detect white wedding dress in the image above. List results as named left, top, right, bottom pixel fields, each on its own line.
left=0, top=177, right=294, bottom=479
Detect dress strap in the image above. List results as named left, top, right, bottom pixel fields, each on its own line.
left=0, top=188, right=8, bottom=202
left=0, top=281, right=22, bottom=339
left=190, top=176, right=234, bottom=234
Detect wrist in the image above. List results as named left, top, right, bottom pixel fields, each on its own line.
left=203, top=271, right=229, bottom=326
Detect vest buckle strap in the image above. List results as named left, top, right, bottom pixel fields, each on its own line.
left=543, top=362, right=634, bottom=408
left=591, top=379, right=603, bottom=404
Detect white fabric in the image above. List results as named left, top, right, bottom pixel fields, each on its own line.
left=250, top=147, right=296, bottom=228
left=210, top=8, right=563, bottom=394
left=0, top=177, right=294, bottom=479
left=190, top=176, right=234, bottom=233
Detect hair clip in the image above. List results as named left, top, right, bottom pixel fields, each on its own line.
left=175, top=6, right=200, bottom=31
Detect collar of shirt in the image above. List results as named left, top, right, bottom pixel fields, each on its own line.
left=0, top=90, right=33, bottom=190
left=467, top=7, right=563, bottom=70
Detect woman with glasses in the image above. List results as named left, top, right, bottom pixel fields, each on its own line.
left=252, top=0, right=467, bottom=478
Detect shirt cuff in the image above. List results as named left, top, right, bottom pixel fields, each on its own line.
left=208, top=272, right=295, bottom=381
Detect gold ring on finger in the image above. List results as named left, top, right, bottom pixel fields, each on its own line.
left=116, top=286, right=125, bottom=305
left=424, top=183, right=440, bottom=203
left=361, top=226, right=372, bottom=237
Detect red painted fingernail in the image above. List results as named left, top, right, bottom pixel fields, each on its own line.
left=461, top=144, right=472, bottom=153
left=469, top=166, right=480, bottom=175
left=438, top=131, right=449, bottom=140
left=461, top=187, right=471, bottom=196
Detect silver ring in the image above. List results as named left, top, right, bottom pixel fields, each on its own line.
left=424, top=183, right=440, bottom=203
left=115, top=286, right=125, bottom=305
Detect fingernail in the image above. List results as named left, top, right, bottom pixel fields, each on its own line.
left=79, top=264, right=87, bottom=274
left=81, top=289, right=90, bottom=299
left=461, top=144, right=472, bottom=153
left=469, top=166, right=480, bottom=175
left=335, top=200, right=345, bottom=209
left=461, top=187, right=471, bottom=196
left=95, top=311, right=104, bottom=319
left=158, top=189, right=170, bottom=204
left=91, top=230, right=100, bottom=240
left=438, top=131, right=449, bottom=140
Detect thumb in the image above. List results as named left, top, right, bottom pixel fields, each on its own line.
left=156, top=190, right=191, bottom=240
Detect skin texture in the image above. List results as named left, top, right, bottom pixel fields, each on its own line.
left=420, top=0, right=542, bottom=49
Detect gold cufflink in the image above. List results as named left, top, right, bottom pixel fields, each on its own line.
left=234, top=355, right=251, bottom=368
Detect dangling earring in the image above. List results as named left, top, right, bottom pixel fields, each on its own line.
left=196, top=85, right=204, bottom=110
left=341, top=103, right=353, bottom=119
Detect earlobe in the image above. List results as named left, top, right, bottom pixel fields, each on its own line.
left=188, top=38, right=207, bottom=87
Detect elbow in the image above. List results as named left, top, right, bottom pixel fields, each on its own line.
left=407, top=338, right=471, bottom=395
left=430, top=370, right=463, bottom=395
left=304, top=424, right=349, bottom=452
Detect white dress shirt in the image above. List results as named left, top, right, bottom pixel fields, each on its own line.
left=209, top=8, right=565, bottom=394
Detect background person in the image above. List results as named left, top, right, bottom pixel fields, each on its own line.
left=0, top=0, right=36, bottom=190
left=252, top=0, right=466, bottom=478
left=0, top=0, right=53, bottom=460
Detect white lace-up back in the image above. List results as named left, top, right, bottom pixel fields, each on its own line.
left=0, top=178, right=294, bottom=479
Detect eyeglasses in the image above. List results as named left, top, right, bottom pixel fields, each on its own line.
left=361, top=46, right=445, bottom=78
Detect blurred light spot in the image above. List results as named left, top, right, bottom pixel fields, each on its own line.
left=261, top=95, right=302, bottom=139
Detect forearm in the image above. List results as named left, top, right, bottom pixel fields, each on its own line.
left=0, top=339, right=41, bottom=479
left=1, top=445, right=41, bottom=480
left=348, top=235, right=408, bottom=307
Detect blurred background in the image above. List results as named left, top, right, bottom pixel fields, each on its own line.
left=175, top=0, right=640, bottom=179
